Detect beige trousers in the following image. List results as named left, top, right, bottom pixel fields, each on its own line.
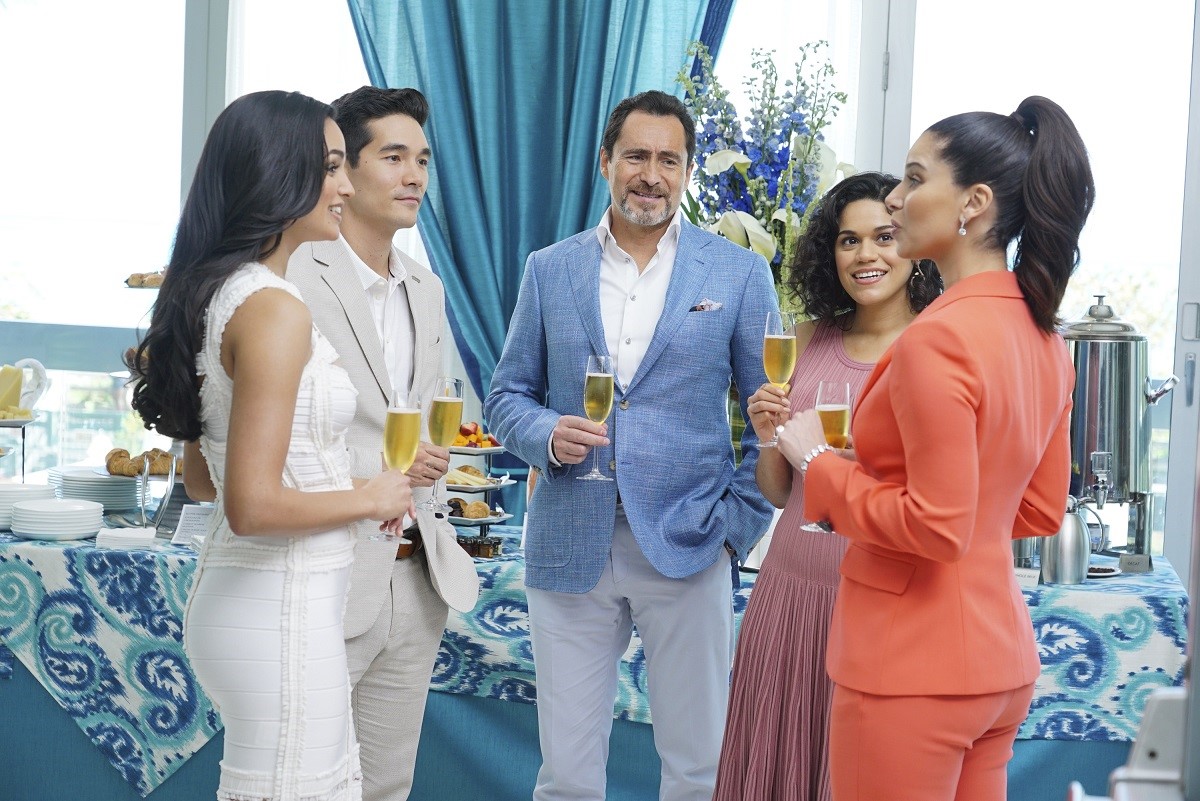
left=345, top=552, right=449, bottom=801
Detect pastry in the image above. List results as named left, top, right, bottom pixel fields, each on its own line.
left=447, top=497, right=467, bottom=516
left=105, top=447, right=180, bottom=476
left=464, top=500, right=492, bottom=519
left=458, top=464, right=485, bottom=478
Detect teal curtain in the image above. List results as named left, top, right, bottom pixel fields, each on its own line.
left=345, top=0, right=719, bottom=401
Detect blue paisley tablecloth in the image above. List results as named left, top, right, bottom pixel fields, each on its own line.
left=0, top=533, right=219, bottom=796
left=434, top=534, right=1188, bottom=741
left=1022, top=555, right=1189, bottom=741
left=433, top=528, right=754, bottom=723
left=0, top=528, right=1188, bottom=797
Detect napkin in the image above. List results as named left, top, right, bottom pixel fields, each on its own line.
left=95, top=526, right=158, bottom=550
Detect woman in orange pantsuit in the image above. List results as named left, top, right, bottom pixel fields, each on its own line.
left=777, top=96, right=1095, bottom=801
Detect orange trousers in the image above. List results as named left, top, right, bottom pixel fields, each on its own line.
left=828, top=681, right=1036, bottom=801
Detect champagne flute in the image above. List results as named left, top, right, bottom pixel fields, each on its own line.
left=760, top=311, right=798, bottom=448
left=815, top=380, right=851, bottom=449
left=577, top=355, right=615, bottom=482
left=419, top=377, right=464, bottom=512
left=372, top=389, right=422, bottom=542
left=802, top=380, right=852, bottom=532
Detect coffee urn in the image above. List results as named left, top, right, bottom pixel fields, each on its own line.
left=1061, top=295, right=1177, bottom=556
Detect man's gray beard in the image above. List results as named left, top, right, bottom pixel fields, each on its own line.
left=616, top=192, right=673, bottom=228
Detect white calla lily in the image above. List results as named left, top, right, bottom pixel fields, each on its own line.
left=705, top=149, right=752, bottom=176
left=714, top=210, right=776, bottom=261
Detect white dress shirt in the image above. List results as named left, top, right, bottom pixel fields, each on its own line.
left=595, top=208, right=682, bottom=388
left=345, top=236, right=415, bottom=399
left=548, top=209, right=682, bottom=465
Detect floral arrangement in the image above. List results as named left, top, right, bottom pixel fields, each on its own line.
left=678, top=41, right=850, bottom=309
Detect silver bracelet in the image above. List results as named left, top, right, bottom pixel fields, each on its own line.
left=799, top=444, right=830, bottom=475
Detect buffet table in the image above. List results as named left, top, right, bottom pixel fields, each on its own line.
left=0, top=527, right=1188, bottom=801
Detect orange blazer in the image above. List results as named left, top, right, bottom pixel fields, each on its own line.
left=803, top=270, right=1073, bottom=696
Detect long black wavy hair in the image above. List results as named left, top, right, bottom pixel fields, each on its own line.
left=128, top=90, right=334, bottom=441
left=926, top=96, right=1094, bottom=333
left=787, top=171, right=941, bottom=326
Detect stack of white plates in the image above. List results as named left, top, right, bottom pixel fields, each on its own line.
left=0, top=483, right=57, bottom=529
left=9, top=499, right=103, bottom=541
left=49, top=467, right=146, bottom=512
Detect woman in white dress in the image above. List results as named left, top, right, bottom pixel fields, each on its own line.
left=128, top=90, right=414, bottom=801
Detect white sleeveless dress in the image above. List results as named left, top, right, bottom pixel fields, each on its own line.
left=183, top=263, right=362, bottom=801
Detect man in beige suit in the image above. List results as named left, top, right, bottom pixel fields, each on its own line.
left=287, top=86, right=479, bottom=801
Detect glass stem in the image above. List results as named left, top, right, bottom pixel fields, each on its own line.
left=593, top=448, right=600, bottom=474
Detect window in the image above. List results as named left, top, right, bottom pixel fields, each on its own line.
left=0, top=1, right=186, bottom=479
left=890, top=0, right=1197, bottom=561
left=0, top=0, right=185, bottom=329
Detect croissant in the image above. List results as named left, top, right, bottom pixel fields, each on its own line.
left=464, top=501, right=492, bottom=519
left=105, top=447, right=180, bottom=477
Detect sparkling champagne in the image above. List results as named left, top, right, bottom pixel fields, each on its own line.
left=816, top=404, right=850, bottom=449
left=428, top=396, right=463, bottom=447
left=583, top=372, right=614, bottom=424
left=383, top=408, right=421, bottom=472
left=763, top=334, right=798, bottom=386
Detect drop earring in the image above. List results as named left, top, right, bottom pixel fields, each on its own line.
left=958, top=217, right=967, bottom=237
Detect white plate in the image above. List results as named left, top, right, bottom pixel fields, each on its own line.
left=1087, top=565, right=1122, bottom=579
left=0, top=416, right=35, bottom=428
left=0, top=486, right=55, bottom=498
left=12, top=498, right=103, bottom=514
left=448, top=512, right=514, bottom=526
left=90, top=466, right=171, bottom=481
left=9, top=527, right=98, bottom=541
left=11, top=518, right=101, bottom=526
left=449, top=445, right=505, bottom=456
left=445, top=476, right=516, bottom=493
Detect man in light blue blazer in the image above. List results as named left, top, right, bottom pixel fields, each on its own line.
left=485, top=91, right=777, bottom=801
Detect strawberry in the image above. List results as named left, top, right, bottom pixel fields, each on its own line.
left=459, top=421, right=480, bottom=437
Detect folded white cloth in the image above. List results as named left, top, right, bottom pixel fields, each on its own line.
left=95, top=527, right=158, bottom=550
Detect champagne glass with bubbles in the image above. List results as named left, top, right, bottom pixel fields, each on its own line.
left=760, top=311, right=797, bottom=448
left=802, top=380, right=852, bottom=532
left=419, top=376, right=463, bottom=512
left=577, top=355, right=615, bottom=482
left=372, top=388, right=422, bottom=542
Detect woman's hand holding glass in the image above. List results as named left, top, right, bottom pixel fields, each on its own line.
left=760, top=311, right=797, bottom=448
left=361, top=467, right=415, bottom=538
left=779, top=380, right=853, bottom=533
left=746, top=382, right=792, bottom=446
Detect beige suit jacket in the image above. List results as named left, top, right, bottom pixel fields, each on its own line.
left=287, top=239, right=478, bottom=635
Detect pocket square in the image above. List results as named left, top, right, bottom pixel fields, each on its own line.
left=689, top=298, right=723, bottom=312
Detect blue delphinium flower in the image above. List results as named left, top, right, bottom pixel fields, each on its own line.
left=678, top=41, right=848, bottom=293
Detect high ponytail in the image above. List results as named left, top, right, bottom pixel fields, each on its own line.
left=1010, top=97, right=1095, bottom=332
left=927, top=96, right=1094, bottom=333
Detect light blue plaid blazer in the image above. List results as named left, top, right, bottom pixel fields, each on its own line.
left=485, top=220, right=777, bottom=593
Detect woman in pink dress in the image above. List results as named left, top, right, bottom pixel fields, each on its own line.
left=713, top=172, right=941, bottom=801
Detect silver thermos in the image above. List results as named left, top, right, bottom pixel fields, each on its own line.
left=1040, top=498, right=1091, bottom=584
left=1060, top=295, right=1177, bottom=556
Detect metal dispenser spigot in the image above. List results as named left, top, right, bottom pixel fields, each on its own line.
left=1089, top=452, right=1111, bottom=509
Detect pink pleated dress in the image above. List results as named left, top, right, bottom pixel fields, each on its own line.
left=713, top=322, right=875, bottom=801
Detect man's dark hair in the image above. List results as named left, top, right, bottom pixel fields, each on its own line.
left=601, top=90, right=695, bottom=166
left=331, top=86, right=429, bottom=168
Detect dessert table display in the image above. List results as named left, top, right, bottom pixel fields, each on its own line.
left=0, top=527, right=1188, bottom=800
